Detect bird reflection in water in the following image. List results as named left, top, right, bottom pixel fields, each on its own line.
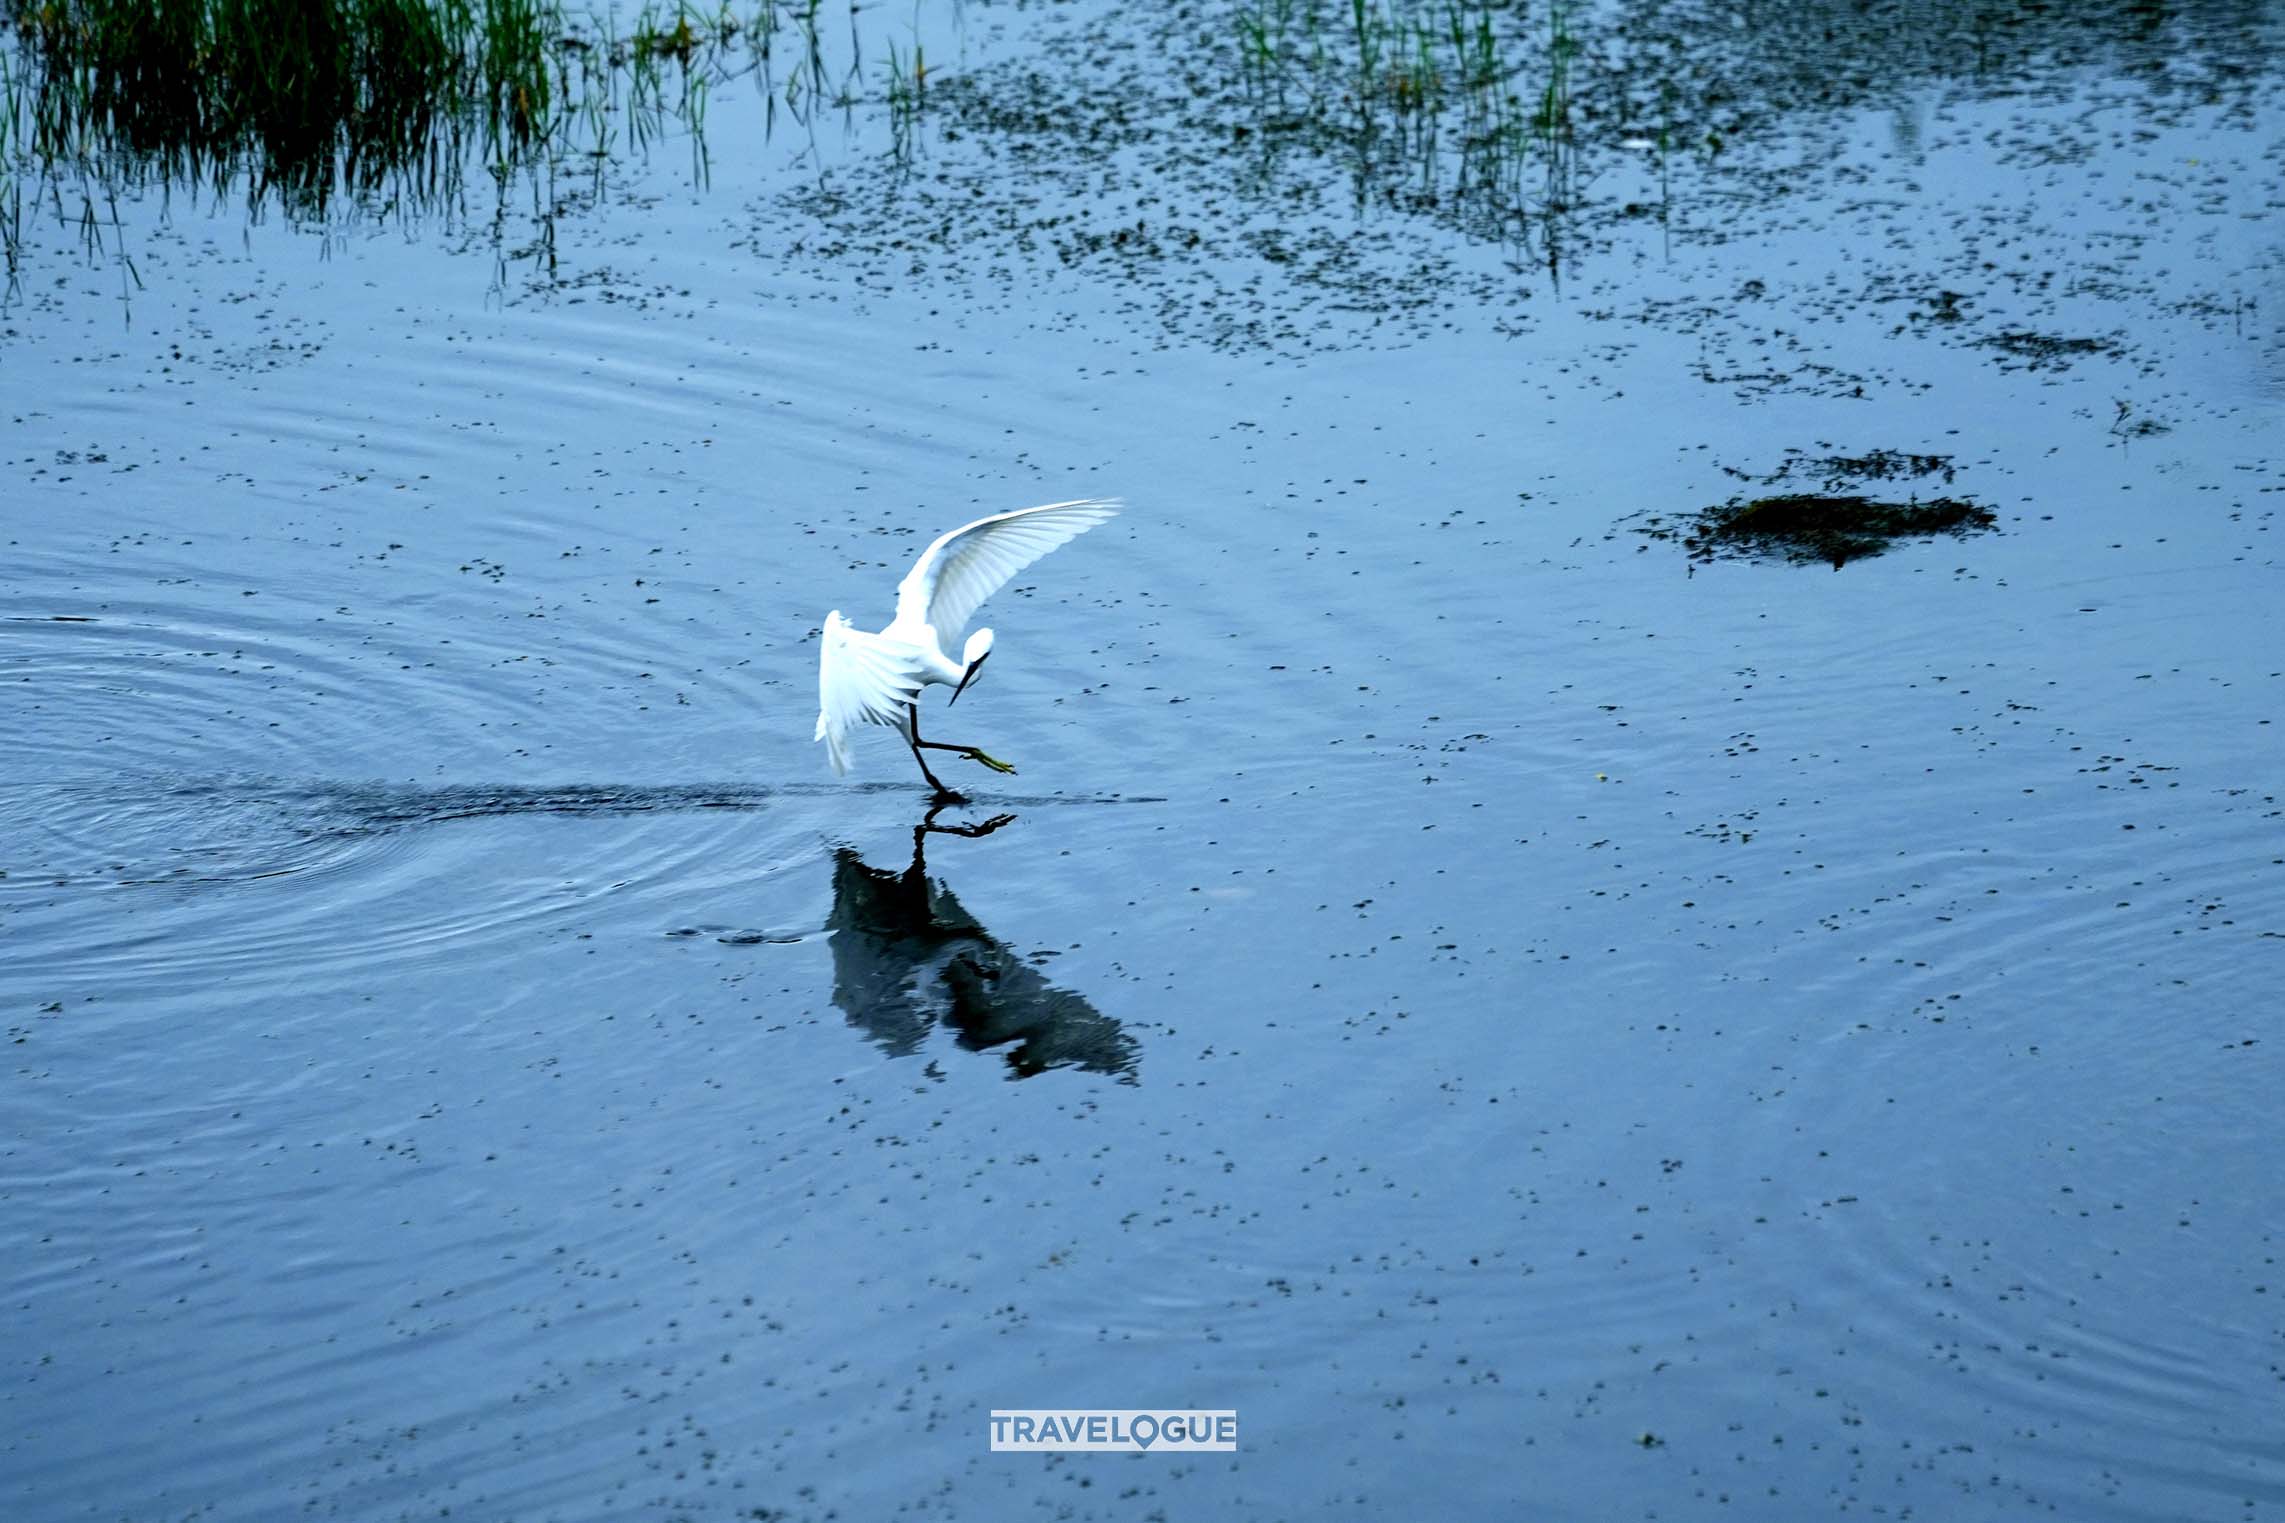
left=827, top=806, right=1137, bottom=1082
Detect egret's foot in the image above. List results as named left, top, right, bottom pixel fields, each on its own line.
left=964, top=748, right=1017, bottom=775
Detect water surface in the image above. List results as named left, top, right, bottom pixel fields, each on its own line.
left=4, top=2, right=2282, bottom=1518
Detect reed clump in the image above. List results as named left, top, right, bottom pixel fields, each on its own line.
left=1232, top=0, right=1588, bottom=245
left=9, top=0, right=565, bottom=204
left=0, top=0, right=799, bottom=264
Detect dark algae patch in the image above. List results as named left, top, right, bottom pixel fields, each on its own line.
left=1642, top=441, right=1997, bottom=566
left=1978, top=331, right=2120, bottom=371
left=1727, top=448, right=1958, bottom=489
left=1634, top=492, right=1998, bottom=569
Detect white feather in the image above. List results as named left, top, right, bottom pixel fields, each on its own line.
left=893, top=498, right=1121, bottom=648
left=815, top=611, right=926, bottom=775
left=815, top=499, right=1121, bottom=777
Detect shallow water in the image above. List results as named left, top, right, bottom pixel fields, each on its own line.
left=5, top=2, right=2283, bottom=1518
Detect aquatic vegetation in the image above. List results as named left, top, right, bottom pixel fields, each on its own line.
left=1978, top=330, right=2119, bottom=370
left=1235, top=0, right=1544, bottom=238
left=1632, top=492, right=2000, bottom=569
left=1208, top=0, right=2278, bottom=305
left=10, top=0, right=565, bottom=204
left=882, top=32, right=925, bottom=160
left=1808, top=449, right=1957, bottom=484
left=2108, top=400, right=2170, bottom=441
left=0, top=0, right=904, bottom=275
left=1227, top=0, right=1666, bottom=263
left=1729, top=448, right=1959, bottom=489
left=1639, top=444, right=1994, bottom=566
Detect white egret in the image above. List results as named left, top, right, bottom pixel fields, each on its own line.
left=816, top=498, right=1120, bottom=797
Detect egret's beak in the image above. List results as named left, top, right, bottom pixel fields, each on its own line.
left=949, top=651, right=988, bottom=705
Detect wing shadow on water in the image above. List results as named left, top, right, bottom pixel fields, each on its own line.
left=824, top=809, right=1138, bottom=1084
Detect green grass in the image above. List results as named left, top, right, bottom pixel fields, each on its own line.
left=0, top=0, right=850, bottom=272
left=9, top=0, right=558, bottom=201
left=1230, top=0, right=1725, bottom=268
left=882, top=33, right=924, bottom=160
left=1232, top=0, right=1565, bottom=240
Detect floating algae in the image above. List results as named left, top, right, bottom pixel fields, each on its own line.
left=1632, top=492, right=1998, bottom=569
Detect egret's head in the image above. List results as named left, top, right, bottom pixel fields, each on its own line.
left=950, top=628, right=994, bottom=705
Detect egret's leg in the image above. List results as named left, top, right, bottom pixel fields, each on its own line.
left=909, top=704, right=1017, bottom=776
left=903, top=705, right=958, bottom=798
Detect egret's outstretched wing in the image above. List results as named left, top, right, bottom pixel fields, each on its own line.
left=894, top=499, right=1121, bottom=644
left=816, top=611, right=922, bottom=774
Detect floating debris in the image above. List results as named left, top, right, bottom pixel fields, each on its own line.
left=1978, top=331, right=2119, bottom=370
left=1631, top=492, right=1998, bottom=569
left=1727, top=448, right=1957, bottom=489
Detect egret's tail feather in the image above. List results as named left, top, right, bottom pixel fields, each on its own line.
left=816, top=609, right=922, bottom=776
left=817, top=610, right=854, bottom=775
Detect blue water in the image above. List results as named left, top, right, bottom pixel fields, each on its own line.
left=4, top=2, right=2282, bottom=1518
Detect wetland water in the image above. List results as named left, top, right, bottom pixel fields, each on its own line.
left=4, top=0, right=2282, bottom=1517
